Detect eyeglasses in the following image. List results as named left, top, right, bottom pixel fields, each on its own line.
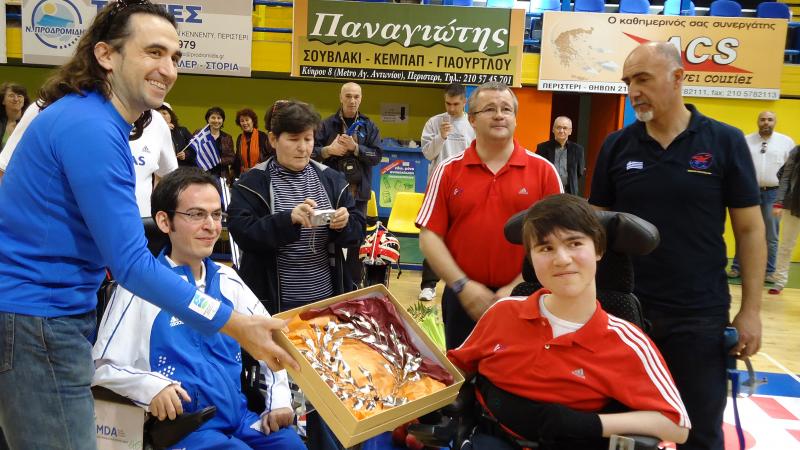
left=472, top=106, right=515, bottom=117
left=554, top=126, right=572, bottom=131
left=170, top=209, right=227, bottom=223
left=761, top=142, right=767, bottom=154
left=98, top=0, right=150, bottom=40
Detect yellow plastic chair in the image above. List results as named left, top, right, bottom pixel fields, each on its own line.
left=386, top=192, right=425, bottom=235
left=366, top=190, right=379, bottom=231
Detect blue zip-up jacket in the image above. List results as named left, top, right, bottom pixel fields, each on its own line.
left=0, top=92, right=230, bottom=333
left=92, top=251, right=290, bottom=428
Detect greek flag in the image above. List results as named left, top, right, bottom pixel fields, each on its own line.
left=626, top=160, right=644, bottom=171
left=190, top=125, right=220, bottom=171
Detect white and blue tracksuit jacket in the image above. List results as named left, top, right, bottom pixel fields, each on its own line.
left=91, top=252, right=291, bottom=427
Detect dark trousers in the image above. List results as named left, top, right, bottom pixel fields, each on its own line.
left=443, top=285, right=499, bottom=349
left=644, top=307, right=728, bottom=450
left=420, top=259, right=440, bottom=289
left=442, top=287, right=476, bottom=350
left=306, top=410, right=345, bottom=450
left=345, top=199, right=368, bottom=288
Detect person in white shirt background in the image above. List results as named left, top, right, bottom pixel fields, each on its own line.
left=728, top=111, right=795, bottom=282
left=130, top=110, right=179, bottom=217
left=0, top=105, right=177, bottom=218
left=418, top=82, right=476, bottom=302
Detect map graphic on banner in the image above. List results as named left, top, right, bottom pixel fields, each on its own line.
left=21, top=0, right=252, bottom=77
left=538, top=11, right=787, bottom=100
left=0, top=2, right=6, bottom=64
left=292, top=0, right=525, bottom=87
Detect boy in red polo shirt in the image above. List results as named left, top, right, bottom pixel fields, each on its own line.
left=447, top=194, right=690, bottom=448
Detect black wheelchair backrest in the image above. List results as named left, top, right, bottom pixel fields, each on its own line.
left=143, top=217, right=169, bottom=257
left=502, top=209, right=660, bottom=330
left=95, top=218, right=168, bottom=331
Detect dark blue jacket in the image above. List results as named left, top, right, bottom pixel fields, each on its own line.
left=227, top=159, right=365, bottom=313
left=313, top=111, right=382, bottom=202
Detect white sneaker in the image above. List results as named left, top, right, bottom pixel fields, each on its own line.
left=765, top=273, right=778, bottom=284
left=418, top=287, right=436, bottom=302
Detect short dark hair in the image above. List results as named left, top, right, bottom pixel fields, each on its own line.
left=38, top=1, right=176, bottom=109
left=0, top=82, right=31, bottom=120
left=522, top=194, right=606, bottom=256
left=156, top=104, right=179, bottom=127
left=266, top=100, right=320, bottom=137
left=205, top=106, right=225, bottom=124
left=151, top=167, right=221, bottom=220
left=235, top=108, right=259, bottom=129
left=444, top=82, right=466, bottom=98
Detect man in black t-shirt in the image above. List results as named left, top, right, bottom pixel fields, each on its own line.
left=589, top=42, right=764, bottom=450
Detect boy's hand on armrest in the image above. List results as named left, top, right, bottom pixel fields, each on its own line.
left=261, top=407, right=295, bottom=434
left=599, top=411, right=689, bottom=444
left=221, top=312, right=300, bottom=372
left=150, top=384, right=191, bottom=421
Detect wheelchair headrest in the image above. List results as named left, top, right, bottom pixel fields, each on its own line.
left=143, top=217, right=159, bottom=237
left=142, top=217, right=169, bottom=257
left=504, top=209, right=660, bottom=256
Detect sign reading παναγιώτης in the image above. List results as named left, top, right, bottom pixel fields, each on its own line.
left=538, top=11, right=787, bottom=100
left=292, top=0, right=524, bottom=87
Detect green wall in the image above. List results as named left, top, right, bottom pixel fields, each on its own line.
left=0, top=65, right=447, bottom=141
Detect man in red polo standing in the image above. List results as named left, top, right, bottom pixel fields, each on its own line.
left=416, top=81, right=563, bottom=349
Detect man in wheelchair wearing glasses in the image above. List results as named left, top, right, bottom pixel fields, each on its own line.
left=92, top=168, right=306, bottom=450
left=446, top=194, right=690, bottom=449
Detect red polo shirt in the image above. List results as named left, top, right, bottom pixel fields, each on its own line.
left=448, top=290, right=690, bottom=427
left=416, top=140, right=562, bottom=288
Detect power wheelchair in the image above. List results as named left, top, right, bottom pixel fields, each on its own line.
left=408, top=210, right=666, bottom=450
left=93, top=218, right=217, bottom=450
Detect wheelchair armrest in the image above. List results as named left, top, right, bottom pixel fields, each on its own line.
left=407, top=418, right=457, bottom=448
left=92, top=385, right=134, bottom=405
left=145, top=406, right=217, bottom=449
left=408, top=380, right=477, bottom=448
left=93, top=386, right=217, bottom=449
left=442, top=380, right=475, bottom=416
left=609, top=434, right=662, bottom=450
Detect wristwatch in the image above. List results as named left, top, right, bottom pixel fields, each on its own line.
left=450, top=277, right=470, bottom=295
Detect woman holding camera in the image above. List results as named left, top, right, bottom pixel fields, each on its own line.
left=227, top=100, right=365, bottom=314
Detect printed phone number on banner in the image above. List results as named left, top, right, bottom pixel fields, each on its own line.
left=299, top=66, right=513, bottom=85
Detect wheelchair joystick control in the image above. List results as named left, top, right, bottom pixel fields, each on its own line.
left=723, top=326, right=739, bottom=371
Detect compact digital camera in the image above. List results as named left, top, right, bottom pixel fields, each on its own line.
left=311, top=209, right=336, bottom=226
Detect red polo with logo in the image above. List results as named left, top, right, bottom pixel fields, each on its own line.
left=416, top=140, right=562, bottom=288
left=447, top=290, right=691, bottom=427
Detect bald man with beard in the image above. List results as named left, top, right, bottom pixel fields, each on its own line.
left=589, top=42, right=764, bottom=450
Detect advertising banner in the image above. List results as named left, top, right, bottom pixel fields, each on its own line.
left=0, top=2, right=6, bottom=64
left=21, top=0, right=96, bottom=65
left=538, top=11, right=787, bottom=100
left=21, top=0, right=252, bottom=76
left=292, top=0, right=525, bottom=87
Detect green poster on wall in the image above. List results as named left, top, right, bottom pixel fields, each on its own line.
left=379, top=159, right=416, bottom=208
